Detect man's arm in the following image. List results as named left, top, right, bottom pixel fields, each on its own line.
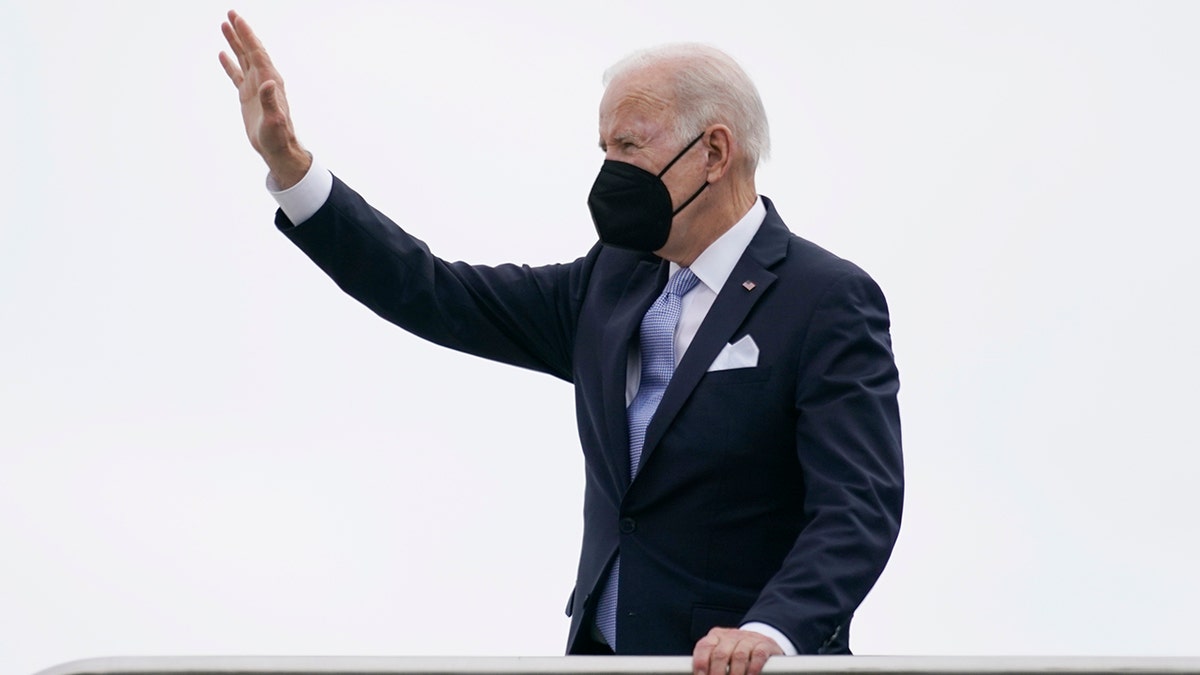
left=694, top=268, right=901, bottom=674
left=219, top=12, right=587, bottom=378
left=745, top=269, right=904, bottom=651
left=278, top=174, right=590, bottom=380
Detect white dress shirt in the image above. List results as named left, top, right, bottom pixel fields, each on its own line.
left=268, top=161, right=797, bottom=655
left=624, top=198, right=765, bottom=405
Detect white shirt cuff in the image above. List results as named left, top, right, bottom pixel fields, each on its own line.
left=740, top=621, right=798, bottom=656
left=266, top=157, right=333, bottom=226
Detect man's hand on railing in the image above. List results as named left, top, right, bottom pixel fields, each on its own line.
left=692, top=627, right=784, bottom=675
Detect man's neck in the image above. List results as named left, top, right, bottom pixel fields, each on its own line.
left=667, top=181, right=758, bottom=267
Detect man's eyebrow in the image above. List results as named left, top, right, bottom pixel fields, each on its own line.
left=599, top=133, right=639, bottom=151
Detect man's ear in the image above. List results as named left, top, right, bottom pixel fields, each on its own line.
left=703, top=125, right=735, bottom=182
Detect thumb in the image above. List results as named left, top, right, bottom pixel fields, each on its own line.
left=259, top=80, right=282, bottom=114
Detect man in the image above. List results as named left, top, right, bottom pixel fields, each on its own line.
left=220, top=11, right=903, bottom=675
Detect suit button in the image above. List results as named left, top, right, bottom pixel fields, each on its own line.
left=619, top=518, right=637, bottom=534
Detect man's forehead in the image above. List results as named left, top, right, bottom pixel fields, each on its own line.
left=599, top=73, right=676, bottom=139
left=610, top=87, right=674, bottom=117
left=602, top=66, right=676, bottom=112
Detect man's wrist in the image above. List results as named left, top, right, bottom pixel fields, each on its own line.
left=740, top=622, right=797, bottom=655
left=268, top=154, right=332, bottom=226
left=265, top=144, right=312, bottom=190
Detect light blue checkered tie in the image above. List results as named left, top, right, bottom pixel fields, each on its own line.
left=595, top=267, right=700, bottom=650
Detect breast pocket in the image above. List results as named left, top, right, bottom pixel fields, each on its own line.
left=702, top=365, right=773, bottom=385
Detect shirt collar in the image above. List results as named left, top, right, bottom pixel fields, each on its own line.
left=670, top=196, right=766, bottom=294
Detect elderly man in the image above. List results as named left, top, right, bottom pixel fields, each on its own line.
left=220, top=10, right=903, bottom=675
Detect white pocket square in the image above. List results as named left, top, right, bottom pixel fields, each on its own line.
left=707, top=334, right=759, bottom=372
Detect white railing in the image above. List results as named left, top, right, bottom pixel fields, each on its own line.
left=31, top=656, right=1200, bottom=675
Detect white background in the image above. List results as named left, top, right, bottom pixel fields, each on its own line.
left=2, top=2, right=1198, bottom=674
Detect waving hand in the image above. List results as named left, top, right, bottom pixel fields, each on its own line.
left=219, top=10, right=311, bottom=188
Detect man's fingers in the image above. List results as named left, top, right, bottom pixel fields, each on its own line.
left=747, top=644, right=774, bottom=675
left=221, top=19, right=249, bottom=73
left=693, top=634, right=718, bottom=675
left=693, top=628, right=782, bottom=675
left=708, top=639, right=732, bottom=675
left=230, top=10, right=277, bottom=73
left=727, top=637, right=752, bottom=675
left=218, top=51, right=243, bottom=87
left=222, top=11, right=284, bottom=98
left=230, top=10, right=262, bottom=51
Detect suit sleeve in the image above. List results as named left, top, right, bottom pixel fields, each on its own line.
left=275, top=175, right=592, bottom=382
left=743, top=269, right=904, bottom=653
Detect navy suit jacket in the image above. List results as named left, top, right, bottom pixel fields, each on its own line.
left=277, top=176, right=903, bottom=655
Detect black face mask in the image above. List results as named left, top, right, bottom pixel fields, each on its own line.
left=587, top=132, right=709, bottom=252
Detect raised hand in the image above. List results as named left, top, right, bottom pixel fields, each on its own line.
left=219, top=10, right=311, bottom=188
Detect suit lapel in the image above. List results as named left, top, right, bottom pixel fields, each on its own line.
left=635, top=203, right=791, bottom=477
left=601, top=257, right=668, bottom=488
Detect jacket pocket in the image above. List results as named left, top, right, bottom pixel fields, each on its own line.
left=702, top=365, right=773, bottom=385
left=690, top=605, right=747, bottom=642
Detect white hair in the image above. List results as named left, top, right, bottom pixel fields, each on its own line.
left=603, top=43, right=771, bottom=170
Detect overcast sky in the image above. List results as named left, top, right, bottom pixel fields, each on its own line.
left=3, top=2, right=1199, bottom=674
